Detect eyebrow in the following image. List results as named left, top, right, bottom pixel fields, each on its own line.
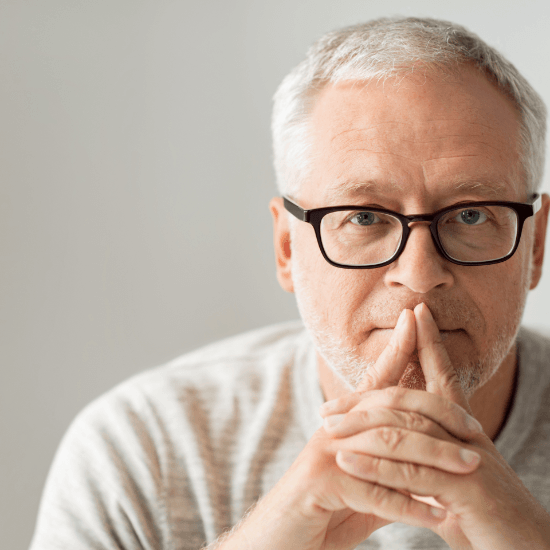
left=324, top=178, right=512, bottom=204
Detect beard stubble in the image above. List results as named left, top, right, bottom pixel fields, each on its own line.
left=289, top=233, right=526, bottom=398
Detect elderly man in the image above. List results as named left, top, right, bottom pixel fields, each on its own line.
left=30, top=17, right=550, bottom=550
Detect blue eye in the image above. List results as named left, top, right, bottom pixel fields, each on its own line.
left=457, top=209, right=487, bottom=225
left=351, top=212, right=380, bottom=225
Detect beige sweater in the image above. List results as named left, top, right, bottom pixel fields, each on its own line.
left=29, top=320, right=550, bottom=549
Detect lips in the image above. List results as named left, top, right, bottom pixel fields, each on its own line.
left=372, top=327, right=464, bottom=332
left=369, top=327, right=466, bottom=339
left=440, top=329, right=466, bottom=340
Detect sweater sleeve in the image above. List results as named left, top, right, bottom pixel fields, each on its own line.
left=29, top=388, right=174, bottom=550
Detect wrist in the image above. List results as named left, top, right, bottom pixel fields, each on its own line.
left=212, top=479, right=331, bottom=550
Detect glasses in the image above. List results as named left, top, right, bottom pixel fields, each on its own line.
left=283, top=194, right=542, bottom=268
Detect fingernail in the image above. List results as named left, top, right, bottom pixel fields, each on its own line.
left=420, top=303, right=433, bottom=320
left=466, top=415, right=484, bottom=433
left=396, top=309, right=407, bottom=331
left=459, top=448, right=481, bottom=465
left=324, top=414, right=346, bottom=429
left=431, top=506, right=446, bottom=518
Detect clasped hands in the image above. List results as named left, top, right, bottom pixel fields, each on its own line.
left=316, top=303, right=550, bottom=549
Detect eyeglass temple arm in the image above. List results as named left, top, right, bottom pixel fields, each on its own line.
left=283, top=196, right=308, bottom=222
left=533, top=193, right=542, bottom=214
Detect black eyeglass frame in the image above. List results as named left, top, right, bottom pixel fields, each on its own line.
left=283, top=194, right=542, bottom=268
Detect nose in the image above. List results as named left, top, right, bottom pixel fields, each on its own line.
left=384, top=222, right=454, bottom=293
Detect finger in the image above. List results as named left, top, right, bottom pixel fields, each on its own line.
left=415, top=303, right=471, bottom=413
left=319, top=309, right=415, bottom=419
left=324, top=406, right=469, bottom=443
left=335, top=451, right=471, bottom=503
left=340, top=427, right=481, bottom=474
left=319, top=392, right=364, bottom=418
left=355, top=308, right=416, bottom=393
left=335, top=471, right=447, bottom=527
left=323, top=387, right=483, bottom=440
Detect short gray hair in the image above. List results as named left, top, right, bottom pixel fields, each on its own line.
left=272, top=17, right=547, bottom=202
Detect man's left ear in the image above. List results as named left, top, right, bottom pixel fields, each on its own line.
left=530, top=193, right=550, bottom=290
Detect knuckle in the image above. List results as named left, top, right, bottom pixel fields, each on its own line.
left=357, top=409, right=372, bottom=425
left=383, top=385, right=406, bottom=406
left=359, top=371, right=379, bottom=389
left=386, top=338, right=402, bottom=358
left=433, top=333, right=445, bottom=347
left=376, top=426, right=406, bottom=453
left=404, top=411, right=428, bottom=432
left=400, top=460, right=421, bottom=483
left=439, top=362, right=461, bottom=389
left=400, top=493, right=422, bottom=519
left=369, top=481, right=390, bottom=508
left=367, top=455, right=383, bottom=475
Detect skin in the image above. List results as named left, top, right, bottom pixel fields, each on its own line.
left=236, top=65, right=550, bottom=549
left=269, top=67, right=550, bottom=441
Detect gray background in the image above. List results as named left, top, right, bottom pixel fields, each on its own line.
left=2, top=1, right=550, bottom=548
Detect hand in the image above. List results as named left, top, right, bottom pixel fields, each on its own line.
left=219, top=307, right=478, bottom=550
left=321, top=303, right=550, bottom=549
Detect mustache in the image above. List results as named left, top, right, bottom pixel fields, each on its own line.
left=353, top=296, right=482, bottom=332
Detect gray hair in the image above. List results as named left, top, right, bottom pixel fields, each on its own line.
left=272, top=17, right=547, bottom=204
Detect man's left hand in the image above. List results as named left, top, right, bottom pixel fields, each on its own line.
left=320, top=303, right=550, bottom=549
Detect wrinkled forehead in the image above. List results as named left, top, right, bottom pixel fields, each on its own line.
left=304, top=68, right=523, bottom=205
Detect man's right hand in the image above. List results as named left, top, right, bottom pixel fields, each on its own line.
left=217, top=309, right=482, bottom=550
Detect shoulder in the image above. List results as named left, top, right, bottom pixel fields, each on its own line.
left=32, top=321, right=309, bottom=549
left=42, top=320, right=308, bottom=517
left=517, top=326, right=550, bottom=372
left=71, top=319, right=308, bottom=441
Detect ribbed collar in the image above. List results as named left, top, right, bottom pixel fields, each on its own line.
left=494, top=327, right=550, bottom=463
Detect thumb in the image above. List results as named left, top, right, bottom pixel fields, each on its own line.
left=414, top=303, right=472, bottom=414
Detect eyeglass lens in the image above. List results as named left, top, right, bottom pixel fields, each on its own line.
left=320, top=205, right=519, bottom=266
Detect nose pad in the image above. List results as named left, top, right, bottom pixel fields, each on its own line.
left=385, top=223, right=454, bottom=293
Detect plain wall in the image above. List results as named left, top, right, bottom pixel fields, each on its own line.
left=2, top=1, right=550, bottom=548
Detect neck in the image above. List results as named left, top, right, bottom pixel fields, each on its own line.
left=469, top=342, right=518, bottom=441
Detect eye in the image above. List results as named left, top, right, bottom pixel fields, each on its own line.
left=349, top=211, right=381, bottom=226
left=454, top=209, right=487, bottom=225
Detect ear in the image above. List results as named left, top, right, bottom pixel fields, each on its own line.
left=529, top=193, right=550, bottom=290
left=269, top=197, right=294, bottom=293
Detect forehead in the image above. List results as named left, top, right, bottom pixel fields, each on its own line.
left=304, top=68, right=522, bottom=205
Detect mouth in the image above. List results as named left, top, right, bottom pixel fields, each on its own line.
left=370, top=327, right=465, bottom=339
left=439, top=329, right=465, bottom=341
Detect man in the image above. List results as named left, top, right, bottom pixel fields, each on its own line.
left=30, top=17, right=550, bottom=550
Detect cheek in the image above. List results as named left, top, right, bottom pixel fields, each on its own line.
left=303, top=267, right=382, bottom=335
left=323, top=270, right=383, bottom=325
left=461, top=255, right=529, bottom=339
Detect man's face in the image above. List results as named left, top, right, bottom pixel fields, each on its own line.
left=272, top=67, right=547, bottom=397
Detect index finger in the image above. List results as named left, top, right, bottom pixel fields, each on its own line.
left=415, top=303, right=472, bottom=413
left=320, top=309, right=415, bottom=418
left=356, top=308, right=416, bottom=393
